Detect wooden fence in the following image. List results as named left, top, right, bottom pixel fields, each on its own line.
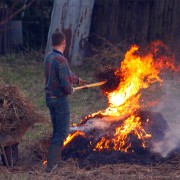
left=0, top=8, right=12, bottom=54
left=0, top=8, right=23, bottom=55
left=90, top=0, right=180, bottom=45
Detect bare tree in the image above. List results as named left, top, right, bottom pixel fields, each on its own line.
left=0, top=0, right=36, bottom=26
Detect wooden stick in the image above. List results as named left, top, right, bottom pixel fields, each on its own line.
left=74, top=81, right=107, bottom=91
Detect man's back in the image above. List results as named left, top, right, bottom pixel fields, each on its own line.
left=44, top=49, right=74, bottom=96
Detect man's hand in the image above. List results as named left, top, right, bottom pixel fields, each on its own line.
left=72, top=87, right=76, bottom=94
left=79, top=78, right=88, bottom=86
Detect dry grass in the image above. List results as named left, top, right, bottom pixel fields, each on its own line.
left=0, top=82, right=45, bottom=136
left=1, top=156, right=180, bottom=179
left=87, top=37, right=129, bottom=68
left=0, top=39, right=180, bottom=179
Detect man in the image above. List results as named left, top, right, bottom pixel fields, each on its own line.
left=44, top=29, right=86, bottom=173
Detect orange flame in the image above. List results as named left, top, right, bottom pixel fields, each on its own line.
left=64, top=131, right=86, bottom=147
left=94, top=115, right=151, bottom=152
left=91, top=43, right=175, bottom=119
left=43, top=160, right=47, bottom=165
left=64, top=41, right=178, bottom=152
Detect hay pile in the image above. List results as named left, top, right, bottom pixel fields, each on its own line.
left=95, top=66, right=121, bottom=92
left=0, top=83, right=45, bottom=136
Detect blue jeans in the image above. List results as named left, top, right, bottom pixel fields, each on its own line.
left=45, top=95, right=70, bottom=146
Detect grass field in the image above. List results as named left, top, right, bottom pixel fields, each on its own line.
left=0, top=52, right=108, bottom=138
left=0, top=52, right=180, bottom=179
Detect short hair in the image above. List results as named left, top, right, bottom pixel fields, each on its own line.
left=52, top=29, right=66, bottom=46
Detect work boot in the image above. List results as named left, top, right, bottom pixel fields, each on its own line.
left=45, top=144, right=61, bottom=173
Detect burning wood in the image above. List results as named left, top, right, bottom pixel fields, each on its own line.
left=35, top=110, right=173, bottom=166
left=95, top=66, right=120, bottom=93
left=65, top=110, right=168, bottom=152
left=63, top=41, right=179, bottom=157
left=36, top=41, right=180, bottom=166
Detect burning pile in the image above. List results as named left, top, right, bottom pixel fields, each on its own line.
left=0, top=83, right=45, bottom=136
left=95, top=66, right=120, bottom=92
left=37, top=41, right=180, bottom=165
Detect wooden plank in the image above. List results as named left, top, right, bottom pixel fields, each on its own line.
left=151, top=0, right=166, bottom=39
left=131, top=1, right=138, bottom=42
left=3, top=9, right=8, bottom=54
left=162, top=0, right=174, bottom=40
left=0, top=9, right=14, bottom=54
left=10, top=21, right=23, bottom=45
left=118, top=0, right=126, bottom=41
left=88, top=1, right=101, bottom=46
left=145, top=0, right=155, bottom=41
left=6, top=10, right=11, bottom=53
left=99, top=0, right=109, bottom=39
left=135, top=1, right=145, bottom=42
left=172, top=0, right=180, bottom=39
left=108, top=0, right=120, bottom=43
left=0, top=10, right=3, bottom=54
left=124, top=1, right=134, bottom=41
left=45, top=0, right=179, bottom=52
left=121, top=0, right=153, bottom=1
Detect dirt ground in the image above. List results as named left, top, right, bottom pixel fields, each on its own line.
left=1, top=129, right=180, bottom=180
left=0, top=154, right=180, bottom=179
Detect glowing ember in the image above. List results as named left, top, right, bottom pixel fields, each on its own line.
left=94, top=115, right=151, bottom=152
left=43, top=160, right=47, bottom=165
left=63, top=41, right=178, bottom=152
left=64, top=131, right=86, bottom=147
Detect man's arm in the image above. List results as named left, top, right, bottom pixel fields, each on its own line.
left=70, top=70, right=79, bottom=84
left=57, top=61, right=74, bottom=95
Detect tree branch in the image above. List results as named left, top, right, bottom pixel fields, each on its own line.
left=0, top=0, right=36, bottom=26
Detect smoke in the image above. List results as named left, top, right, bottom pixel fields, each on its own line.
left=70, top=117, right=111, bottom=133
left=151, top=130, right=180, bottom=157
left=151, top=77, right=180, bottom=157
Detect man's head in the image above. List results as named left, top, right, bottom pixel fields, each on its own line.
left=52, top=29, right=66, bottom=52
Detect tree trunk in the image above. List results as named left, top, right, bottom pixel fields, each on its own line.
left=46, top=0, right=95, bottom=66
